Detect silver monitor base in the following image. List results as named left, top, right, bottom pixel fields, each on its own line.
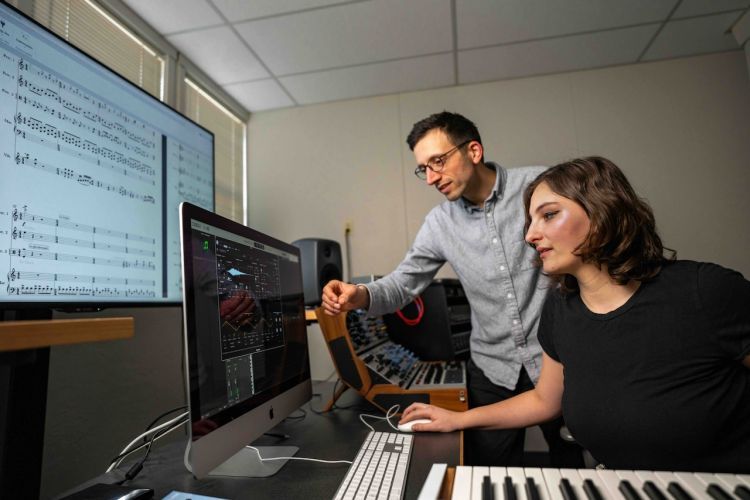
left=208, top=446, right=299, bottom=478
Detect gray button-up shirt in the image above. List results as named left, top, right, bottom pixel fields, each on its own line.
left=365, top=162, right=550, bottom=390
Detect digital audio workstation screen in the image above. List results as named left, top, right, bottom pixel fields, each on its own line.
left=187, top=219, right=307, bottom=419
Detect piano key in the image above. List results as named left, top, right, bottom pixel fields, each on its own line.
left=734, top=485, right=750, bottom=500
left=524, top=468, right=552, bottom=500
left=596, top=469, right=626, bottom=500
left=705, top=483, right=733, bottom=500
left=583, top=479, right=605, bottom=500
left=526, top=476, right=542, bottom=500
left=490, top=467, right=508, bottom=500
left=542, top=468, right=566, bottom=500
left=452, top=466, right=473, bottom=500
left=619, top=480, right=644, bottom=500
left=673, top=472, right=711, bottom=500
left=642, top=480, right=669, bottom=500
left=666, top=481, right=694, bottom=500
left=506, top=468, right=526, bottom=500
left=618, top=471, right=646, bottom=489
left=560, top=478, right=579, bottom=500
left=577, top=469, right=614, bottom=500
left=472, top=467, right=490, bottom=500
left=483, top=476, right=495, bottom=500
left=417, top=463, right=447, bottom=500
left=505, top=476, right=518, bottom=500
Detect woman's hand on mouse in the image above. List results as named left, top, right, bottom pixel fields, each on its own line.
left=399, top=403, right=463, bottom=432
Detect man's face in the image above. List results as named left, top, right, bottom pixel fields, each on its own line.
left=413, top=129, right=476, bottom=202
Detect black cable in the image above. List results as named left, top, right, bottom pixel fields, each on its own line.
left=119, top=417, right=188, bottom=484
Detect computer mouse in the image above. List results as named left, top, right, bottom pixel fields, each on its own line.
left=397, top=418, right=432, bottom=433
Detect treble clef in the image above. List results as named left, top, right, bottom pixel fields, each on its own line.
left=12, top=227, right=18, bottom=239
left=8, top=268, right=16, bottom=281
left=15, top=152, right=20, bottom=164
left=12, top=208, right=18, bottom=221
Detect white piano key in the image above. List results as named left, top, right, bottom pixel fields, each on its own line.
left=417, top=463, right=447, bottom=500
left=507, top=467, right=527, bottom=500
left=560, top=469, right=586, bottom=500
left=542, top=468, right=566, bottom=500
left=651, top=471, right=677, bottom=489
left=472, top=466, right=490, bottom=500
left=616, top=471, right=645, bottom=489
left=491, top=467, right=508, bottom=500
left=738, top=475, right=750, bottom=487
left=596, top=469, right=626, bottom=500
left=578, top=468, right=614, bottom=500
left=524, top=468, right=552, bottom=500
left=673, top=472, right=711, bottom=500
left=452, top=466, right=473, bottom=500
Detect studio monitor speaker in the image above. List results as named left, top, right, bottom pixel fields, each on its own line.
left=291, top=238, right=343, bottom=306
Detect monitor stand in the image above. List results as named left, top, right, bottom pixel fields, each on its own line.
left=208, top=446, right=299, bottom=478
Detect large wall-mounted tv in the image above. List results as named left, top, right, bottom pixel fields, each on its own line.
left=0, top=3, right=215, bottom=308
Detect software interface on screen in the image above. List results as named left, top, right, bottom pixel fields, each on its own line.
left=0, top=5, right=214, bottom=304
left=186, top=217, right=309, bottom=422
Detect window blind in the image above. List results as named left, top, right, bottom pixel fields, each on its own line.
left=32, top=0, right=163, bottom=99
left=183, top=78, right=246, bottom=223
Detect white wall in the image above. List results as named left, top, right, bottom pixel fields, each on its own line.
left=248, top=51, right=750, bottom=379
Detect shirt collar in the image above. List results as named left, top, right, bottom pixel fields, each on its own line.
left=459, top=162, right=506, bottom=213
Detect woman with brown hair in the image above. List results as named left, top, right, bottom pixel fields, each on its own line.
left=399, top=156, right=750, bottom=472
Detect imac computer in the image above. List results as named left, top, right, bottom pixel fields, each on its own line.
left=179, top=202, right=312, bottom=478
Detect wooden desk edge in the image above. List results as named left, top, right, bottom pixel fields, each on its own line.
left=0, top=317, right=134, bottom=351
left=305, top=309, right=317, bottom=322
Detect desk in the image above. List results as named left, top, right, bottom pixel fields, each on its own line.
left=60, top=382, right=461, bottom=499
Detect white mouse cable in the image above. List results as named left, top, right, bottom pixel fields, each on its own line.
left=358, top=404, right=401, bottom=432
left=244, top=446, right=352, bottom=465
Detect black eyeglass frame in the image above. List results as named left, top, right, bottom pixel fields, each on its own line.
left=413, top=140, right=472, bottom=180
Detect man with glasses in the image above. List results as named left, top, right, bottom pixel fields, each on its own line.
left=321, top=111, right=581, bottom=467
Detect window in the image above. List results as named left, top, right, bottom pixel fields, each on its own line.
left=32, top=0, right=164, bottom=99
left=183, top=79, right=247, bottom=224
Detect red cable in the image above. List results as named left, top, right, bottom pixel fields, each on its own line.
left=396, top=296, right=424, bottom=326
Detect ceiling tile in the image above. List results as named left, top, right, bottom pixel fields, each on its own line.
left=459, top=25, right=658, bottom=84
left=234, top=0, right=452, bottom=75
left=456, top=0, right=674, bottom=49
left=673, top=0, right=750, bottom=19
left=210, top=0, right=350, bottom=22
left=223, top=79, right=294, bottom=111
left=279, top=54, right=455, bottom=105
left=124, top=0, right=222, bottom=34
left=167, top=27, right=269, bottom=84
left=642, top=12, right=742, bottom=61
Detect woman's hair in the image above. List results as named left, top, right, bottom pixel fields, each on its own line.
left=523, top=156, right=675, bottom=293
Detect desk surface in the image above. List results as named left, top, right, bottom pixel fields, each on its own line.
left=62, top=382, right=461, bottom=500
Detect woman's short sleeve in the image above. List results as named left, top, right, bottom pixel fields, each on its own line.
left=537, top=294, right=561, bottom=362
left=696, top=262, right=750, bottom=360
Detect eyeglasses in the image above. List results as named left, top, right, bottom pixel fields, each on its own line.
left=414, top=140, right=471, bottom=180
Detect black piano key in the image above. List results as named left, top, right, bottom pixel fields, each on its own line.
left=735, top=485, right=750, bottom=500
left=504, top=476, right=516, bottom=500
left=583, top=479, right=604, bottom=500
left=667, top=481, right=694, bottom=500
left=619, top=480, right=643, bottom=500
left=643, top=480, right=668, bottom=500
left=706, top=484, right=733, bottom=500
left=526, top=477, right=541, bottom=500
left=560, top=478, right=578, bottom=500
left=482, top=475, right=494, bottom=500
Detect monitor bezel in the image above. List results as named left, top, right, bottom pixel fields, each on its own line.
left=0, top=2, right=216, bottom=309
left=179, top=202, right=312, bottom=476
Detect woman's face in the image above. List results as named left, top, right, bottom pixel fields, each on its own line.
left=525, top=181, right=591, bottom=276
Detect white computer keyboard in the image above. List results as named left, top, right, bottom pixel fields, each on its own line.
left=333, top=431, right=414, bottom=500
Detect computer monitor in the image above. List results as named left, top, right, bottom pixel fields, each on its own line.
left=0, top=3, right=214, bottom=309
left=179, top=202, right=312, bottom=478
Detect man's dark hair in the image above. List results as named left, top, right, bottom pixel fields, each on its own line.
left=523, top=156, right=675, bottom=293
left=406, top=111, right=482, bottom=151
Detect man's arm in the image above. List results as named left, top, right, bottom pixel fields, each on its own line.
left=743, top=354, right=750, bottom=369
